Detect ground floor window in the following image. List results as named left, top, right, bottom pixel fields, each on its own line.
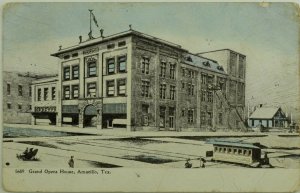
left=188, top=109, right=194, bottom=123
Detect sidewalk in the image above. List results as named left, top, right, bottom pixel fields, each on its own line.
left=4, top=123, right=295, bottom=138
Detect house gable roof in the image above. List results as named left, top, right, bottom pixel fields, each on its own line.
left=249, top=107, right=280, bottom=119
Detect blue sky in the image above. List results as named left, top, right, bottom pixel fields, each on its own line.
left=2, top=2, right=299, bottom=120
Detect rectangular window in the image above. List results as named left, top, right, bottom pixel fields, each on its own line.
left=44, top=88, right=48, bottom=101
left=107, top=58, right=115, bottom=75
left=72, top=85, right=79, bottom=99
left=188, top=109, right=194, bottom=123
left=7, top=83, right=11, bottom=95
left=207, top=91, right=213, bottom=102
left=207, top=112, right=212, bottom=126
left=29, top=105, right=32, bottom=110
left=142, top=104, right=149, bottom=126
left=63, top=86, right=70, bottom=100
left=64, top=67, right=70, bottom=80
left=201, top=111, right=206, bottom=125
left=18, top=104, right=22, bottom=110
left=170, top=85, right=176, bottom=100
left=188, top=84, right=194, bottom=96
left=181, top=68, right=185, bottom=77
left=201, top=90, right=206, bottom=101
left=181, top=108, right=185, bottom=116
left=182, top=82, right=185, bottom=89
left=107, top=80, right=115, bottom=96
left=117, top=79, right=126, bottom=96
left=88, top=62, right=97, bottom=77
left=118, top=41, right=126, bottom=47
left=201, top=74, right=207, bottom=84
left=29, top=86, right=32, bottom=97
left=219, top=113, right=223, bottom=125
left=7, top=103, right=11, bottom=109
left=107, top=43, right=115, bottom=49
left=37, top=88, right=41, bottom=101
left=207, top=75, right=214, bottom=85
left=141, top=57, right=150, bottom=74
left=141, top=80, right=150, bottom=97
left=72, top=65, right=79, bottom=79
left=170, top=63, right=176, bottom=79
left=18, top=85, right=23, bottom=96
left=160, top=84, right=166, bottom=99
left=118, top=56, right=126, bottom=73
left=52, top=87, right=56, bottom=100
left=87, top=83, right=96, bottom=97
left=160, top=61, right=166, bottom=78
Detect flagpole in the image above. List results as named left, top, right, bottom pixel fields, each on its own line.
left=88, top=9, right=93, bottom=38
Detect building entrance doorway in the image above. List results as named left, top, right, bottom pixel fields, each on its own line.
left=159, top=106, right=166, bottom=130
left=169, top=107, right=175, bottom=130
left=84, top=105, right=97, bottom=127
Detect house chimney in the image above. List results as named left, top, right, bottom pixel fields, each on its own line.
left=79, top=36, right=82, bottom=43
left=100, top=29, right=104, bottom=38
left=59, top=45, right=62, bottom=50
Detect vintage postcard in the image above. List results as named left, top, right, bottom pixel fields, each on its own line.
left=1, top=1, right=300, bottom=192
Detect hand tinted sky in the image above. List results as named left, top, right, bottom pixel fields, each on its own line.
left=2, top=2, right=299, bottom=118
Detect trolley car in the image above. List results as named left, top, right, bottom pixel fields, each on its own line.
left=206, top=139, right=266, bottom=166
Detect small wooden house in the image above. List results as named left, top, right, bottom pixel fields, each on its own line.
left=249, top=107, right=287, bottom=128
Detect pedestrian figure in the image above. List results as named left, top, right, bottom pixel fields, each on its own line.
left=185, top=158, right=192, bottom=168
left=68, top=156, right=74, bottom=168
left=23, top=147, right=29, bottom=156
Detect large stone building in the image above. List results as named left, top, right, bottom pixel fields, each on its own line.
left=31, top=29, right=246, bottom=131
left=3, top=71, right=36, bottom=124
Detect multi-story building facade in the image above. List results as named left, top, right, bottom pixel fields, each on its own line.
left=3, top=71, right=36, bottom=124
left=197, top=49, right=246, bottom=129
left=41, top=29, right=246, bottom=131
left=31, top=76, right=58, bottom=125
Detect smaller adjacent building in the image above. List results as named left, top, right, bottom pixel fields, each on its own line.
left=31, top=76, right=58, bottom=125
left=249, top=107, right=287, bottom=128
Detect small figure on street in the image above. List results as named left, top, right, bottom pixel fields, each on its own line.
left=68, top=156, right=74, bottom=168
left=200, top=158, right=206, bottom=168
left=185, top=158, right=192, bottom=168
left=23, top=147, right=29, bottom=156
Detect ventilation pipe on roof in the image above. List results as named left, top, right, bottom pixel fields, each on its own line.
left=79, top=36, right=82, bottom=44
left=100, top=29, right=104, bottom=38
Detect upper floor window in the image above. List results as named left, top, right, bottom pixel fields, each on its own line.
left=160, top=84, right=166, bottom=99
left=201, top=111, right=206, bottom=125
left=7, top=103, right=11, bottom=109
left=160, top=61, right=166, bottom=78
left=72, top=85, right=79, bottom=99
left=118, top=41, right=126, bottom=47
left=170, top=85, right=176, bottom=100
left=117, top=79, right=126, bottom=96
left=141, top=57, right=150, bottom=74
left=87, top=62, right=97, bottom=77
left=181, top=68, right=185, bottom=77
left=141, top=80, right=150, bottom=97
left=170, top=63, right=176, bottom=79
left=63, top=86, right=70, bottom=100
left=201, top=74, right=207, bottom=84
left=106, top=80, right=115, bottom=97
left=64, top=67, right=70, bottom=80
left=207, top=75, right=214, bottom=84
left=37, top=88, right=42, bottom=101
left=188, top=84, right=194, bottom=96
left=118, top=56, right=126, bottom=73
left=44, top=88, right=48, bottom=101
left=18, top=104, right=22, bottom=110
left=52, top=87, right=56, bottom=100
left=72, top=65, right=79, bottom=79
left=207, top=91, right=213, bottom=102
left=107, top=43, right=115, bottom=49
left=201, top=90, right=206, bottom=101
left=87, top=82, right=96, bottom=98
left=107, top=58, right=115, bottom=75
left=18, top=85, right=23, bottom=96
left=7, top=83, right=10, bottom=95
